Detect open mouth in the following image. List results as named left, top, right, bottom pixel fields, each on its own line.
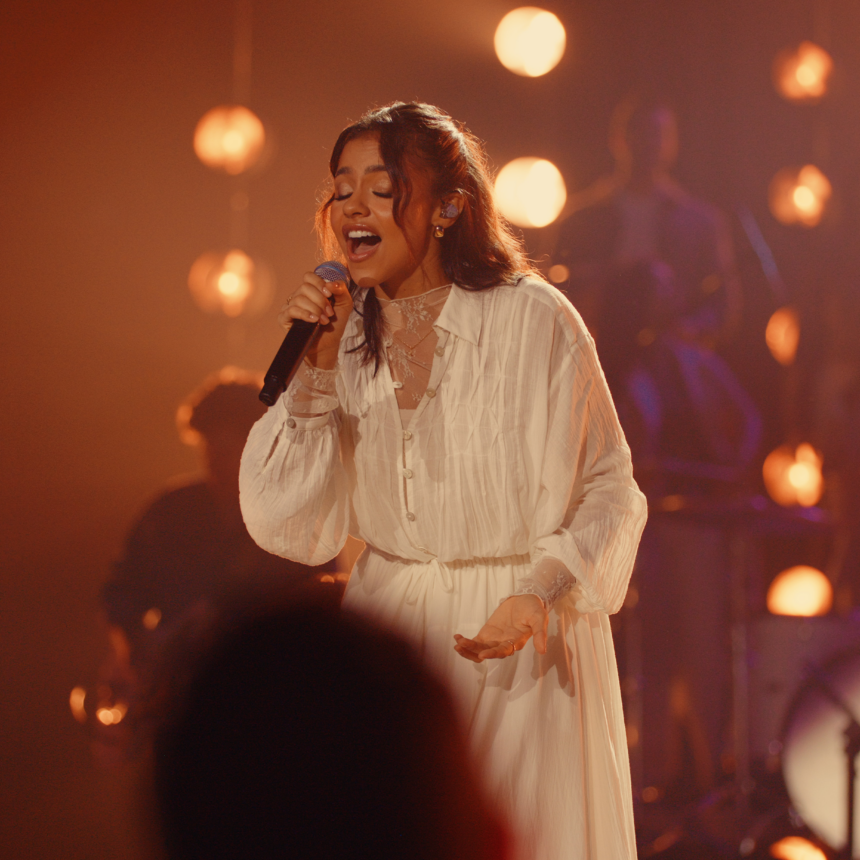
left=345, top=228, right=381, bottom=257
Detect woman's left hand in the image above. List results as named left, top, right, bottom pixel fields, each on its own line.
left=453, top=594, right=548, bottom=662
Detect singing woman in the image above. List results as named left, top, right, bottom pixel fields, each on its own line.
left=239, top=102, right=647, bottom=860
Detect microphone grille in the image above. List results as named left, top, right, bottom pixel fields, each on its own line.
left=314, top=261, right=349, bottom=283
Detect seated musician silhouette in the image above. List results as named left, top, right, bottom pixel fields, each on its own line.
left=98, top=369, right=334, bottom=755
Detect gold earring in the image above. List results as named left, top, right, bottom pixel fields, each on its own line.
left=433, top=224, right=445, bottom=238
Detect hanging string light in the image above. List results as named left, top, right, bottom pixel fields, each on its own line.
left=763, top=443, right=824, bottom=507
left=769, top=165, right=831, bottom=228
left=773, top=41, right=833, bottom=103
left=193, top=106, right=265, bottom=175
left=189, top=0, right=272, bottom=320
left=494, top=157, right=567, bottom=228
left=188, top=250, right=273, bottom=318
left=767, top=567, right=832, bottom=617
left=494, top=7, right=566, bottom=77
left=766, top=306, right=801, bottom=365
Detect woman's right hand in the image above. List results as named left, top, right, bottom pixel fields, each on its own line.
left=277, top=271, right=354, bottom=369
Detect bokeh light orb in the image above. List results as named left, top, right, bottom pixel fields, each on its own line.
left=767, top=566, right=832, bottom=617
left=188, top=249, right=274, bottom=317
left=494, top=7, right=566, bottom=77
left=69, top=687, right=87, bottom=724
left=194, top=105, right=266, bottom=175
left=548, top=264, right=569, bottom=284
left=495, top=157, right=566, bottom=228
left=766, top=306, right=800, bottom=366
left=769, top=165, right=831, bottom=227
left=763, top=443, right=824, bottom=507
left=769, top=836, right=828, bottom=860
left=773, top=42, right=833, bottom=102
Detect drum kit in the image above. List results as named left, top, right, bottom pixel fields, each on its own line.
left=623, top=493, right=860, bottom=858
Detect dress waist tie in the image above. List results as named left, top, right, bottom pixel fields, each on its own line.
left=366, top=547, right=532, bottom=607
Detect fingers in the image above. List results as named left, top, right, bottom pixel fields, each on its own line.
left=283, top=274, right=335, bottom=325
left=279, top=274, right=352, bottom=333
left=453, top=633, right=526, bottom=663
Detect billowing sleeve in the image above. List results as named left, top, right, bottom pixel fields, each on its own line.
left=528, top=306, right=647, bottom=616
left=238, top=364, right=351, bottom=566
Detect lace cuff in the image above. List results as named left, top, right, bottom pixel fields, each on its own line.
left=298, top=362, right=339, bottom=391
left=504, top=556, right=577, bottom=611
left=287, top=361, right=339, bottom=417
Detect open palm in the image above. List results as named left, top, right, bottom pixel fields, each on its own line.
left=453, top=594, right=548, bottom=663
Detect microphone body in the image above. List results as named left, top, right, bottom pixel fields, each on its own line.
left=259, top=261, right=349, bottom=406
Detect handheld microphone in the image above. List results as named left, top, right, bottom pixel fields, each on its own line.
left=258, top=261, right=349, bottom=406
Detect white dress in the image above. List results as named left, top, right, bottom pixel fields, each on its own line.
left=239, top=277, right=648, bottom=860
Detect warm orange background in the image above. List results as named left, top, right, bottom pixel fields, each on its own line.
left=2, top=0, right=858, bottom=856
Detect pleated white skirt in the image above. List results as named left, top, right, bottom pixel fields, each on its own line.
left=342, top=546, right=637, bottom=860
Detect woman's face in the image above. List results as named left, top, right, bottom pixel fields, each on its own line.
left=329, top=134, right=445, bottom=295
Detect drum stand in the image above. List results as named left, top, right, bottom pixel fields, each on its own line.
left=730, top=524, right=754, bottom=812
left=628, top=497, right=834, bottom=856
left=806, top=668, right=860, bottom=859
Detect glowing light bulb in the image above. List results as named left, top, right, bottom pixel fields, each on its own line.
left=495, top=157, right=566, bottom=228
left=769, top=165, right=831, bottom=227
left=769, top=835, right=827, bottom=860
left=69, top=687, right=87, bottom=724
left=548, top=264, right=569, bottom=284
left=188, top=250, right=274, bottom=318
left=221, top=129, right=244, bottom=154
left=142, top=607, right=162, bottom=630
left=763, top=443, right=823, bottom=507
left=796, top=64, right=817, bottom=87
left=767, top=566, right=832, bottom=618
left=494, top=8, right=566, bottom=77
left=193, top=105, right=266, bottom=175
left=773, top=42, right=833, bottom=102
left=792, top=185, right=815, bottom=211
left=766, top=306, right=800, bottom=366
left=218, top=271, right=243, bottom=297
left=787, top=462, right=814, bottom=489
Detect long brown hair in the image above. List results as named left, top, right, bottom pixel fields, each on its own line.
left=315, top=102, right=535, bottom=370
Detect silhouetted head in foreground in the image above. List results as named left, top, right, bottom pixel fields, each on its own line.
left=154, top=602, right=509, bottom=860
